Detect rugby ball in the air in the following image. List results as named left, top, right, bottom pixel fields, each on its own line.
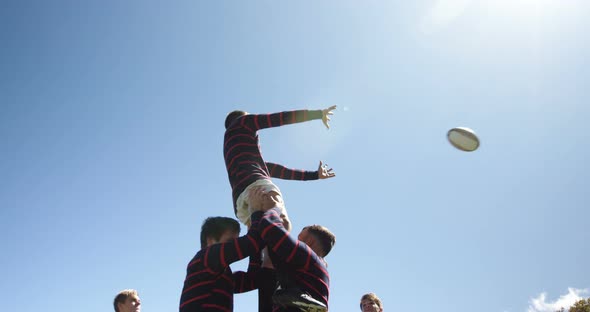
left=447, top=127, right=480, bottom=152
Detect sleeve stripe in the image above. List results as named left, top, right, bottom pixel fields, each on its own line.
left=286, top=239, right=299, bottom=262
left=261, top=223, right=274, bottom=238
left=247, top=234, right=260, bottom=252
left=271, top=230, right=289, bottom=253
left=180, top=293, right=212, bottom=308
left=181, top=280, right=215, bottom=294
left=187, top=258, right=202, bottom=268
left=186, top=268, right=210, bottom=279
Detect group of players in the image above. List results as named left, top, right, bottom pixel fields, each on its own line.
left=182, top=106, right=336, bottom=311
left=114, top=106, right=385, bottom=311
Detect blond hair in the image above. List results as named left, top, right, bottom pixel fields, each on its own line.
left=360, top=293, right=383, bottom=311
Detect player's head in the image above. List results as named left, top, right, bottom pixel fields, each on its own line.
left=225, top=110, right=248, bottom=129
left=298, top=225, right=335, bottom=257
left=114, top=289, right=141, bottom=312
left=360, top=293, right=383, bottom=312
left=200, top=216, right=241, bottom=249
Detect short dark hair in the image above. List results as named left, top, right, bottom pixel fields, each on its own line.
left=225, top=110, right=247, bottom=129
left=304, top=225, right=336, bottom=257
left=114, top=289, right=138, bottom=312
left=200, top=217, right=241, bottom=249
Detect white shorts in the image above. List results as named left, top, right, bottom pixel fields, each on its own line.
left=236, top=179, right=286, bottom=226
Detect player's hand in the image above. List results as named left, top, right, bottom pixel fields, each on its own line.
left=248, top=187, right=266, bottom=213
left=322, top=105, right=337, bottom=129
left=318, top=160, right=335, bottom=179
left=249, top=187, right=281, bottom=212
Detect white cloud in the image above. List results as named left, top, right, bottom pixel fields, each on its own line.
left=528, top=288, right=589, bottom=312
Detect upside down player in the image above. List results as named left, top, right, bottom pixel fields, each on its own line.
left=223, top=105, right=337, bottom=228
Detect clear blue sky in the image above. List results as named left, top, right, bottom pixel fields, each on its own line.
left=1, top=1, right=588, bottom=311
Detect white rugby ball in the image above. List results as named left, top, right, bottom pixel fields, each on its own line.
left=447, top=127, right=480, bottom=152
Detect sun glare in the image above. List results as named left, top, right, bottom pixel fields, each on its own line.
left=419, top=0, right=577, bottom=34
left=483, top=0, right=568, bottom=20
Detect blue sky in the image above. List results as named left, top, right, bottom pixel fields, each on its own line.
left=1, top=1, right=589, bottom=311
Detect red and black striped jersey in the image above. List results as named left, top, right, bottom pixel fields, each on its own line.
left=223, top=110, right=322, bottom=215
left=180, top=215, right=264, bottom=311
left=255, top=208, right=330, bottom=310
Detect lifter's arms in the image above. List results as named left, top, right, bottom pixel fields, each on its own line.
left=200, top=213, right=264, bottom=273
left=248, top=188, right=321, bottom=268
left=232, top=249, right=263, bottom=293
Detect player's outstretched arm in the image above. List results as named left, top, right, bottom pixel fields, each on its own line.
left=322, top=105, right=337, bottom=129
left=236, top=106, right=336, bottom=131
left=266, top=162, right=319, bottom=181
left=318, top=160, right=335, bottom=179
